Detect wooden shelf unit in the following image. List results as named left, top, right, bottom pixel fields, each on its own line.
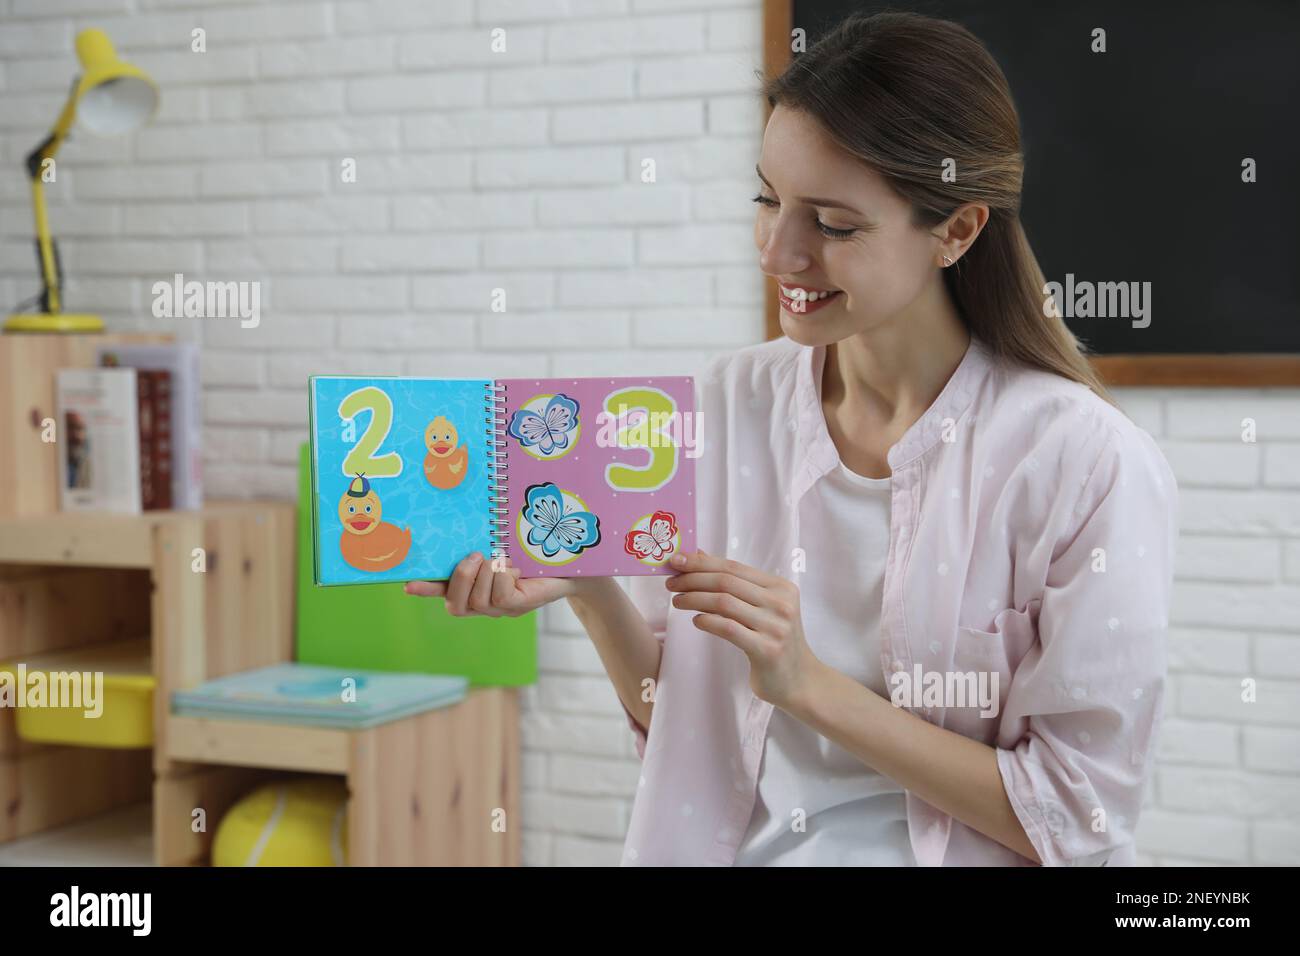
left=0, top=333, right=521, bottom=866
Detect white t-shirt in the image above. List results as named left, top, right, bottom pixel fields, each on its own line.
left=732, top=461, right=915, bottom=866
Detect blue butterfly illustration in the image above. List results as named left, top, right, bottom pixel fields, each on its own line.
left=523, top=482, right=601, bottom=558
left=508, top=394, right=579, bottom=456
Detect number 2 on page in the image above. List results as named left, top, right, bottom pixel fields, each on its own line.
left=339, top=386, right=403, bottom=478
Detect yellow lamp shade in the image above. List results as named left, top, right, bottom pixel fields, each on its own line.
left=72, top=29, right=158, bottom=135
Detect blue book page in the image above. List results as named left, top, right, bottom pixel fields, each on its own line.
left=310, top=376, right=494, bottom=584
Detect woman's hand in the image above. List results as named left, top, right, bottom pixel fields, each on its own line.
left=404, top=552, right=584, bottom=617
left=665, top=549, right=823, bottom=711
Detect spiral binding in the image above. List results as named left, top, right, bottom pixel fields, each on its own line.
left=486, top=381, right=509, bottom=562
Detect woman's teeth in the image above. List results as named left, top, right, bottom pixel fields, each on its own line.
left=780, top=284, right=839, bottom=301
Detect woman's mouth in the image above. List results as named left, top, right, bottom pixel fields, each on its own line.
left=778, top=283, right=843, bottom=314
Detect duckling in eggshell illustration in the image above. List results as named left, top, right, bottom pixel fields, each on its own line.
left=338, top=474, right=412, bottom=572
left=424, top=414, right=469, bottom=490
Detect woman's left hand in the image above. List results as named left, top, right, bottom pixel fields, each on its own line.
left=665, top=549, right=823, bottom=711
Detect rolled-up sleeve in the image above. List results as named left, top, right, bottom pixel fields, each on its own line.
left=620, top=573, right=671, bottom=760
left=996, top=422, right=1178, bottom=866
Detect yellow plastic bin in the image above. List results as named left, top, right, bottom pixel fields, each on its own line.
left=0, top=638, right=153, bottom=748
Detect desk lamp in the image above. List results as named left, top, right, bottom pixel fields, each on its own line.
left=4, top=29, right=158, bottom=334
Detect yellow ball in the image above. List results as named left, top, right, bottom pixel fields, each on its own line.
left=213, top=777, right=349, bottom=866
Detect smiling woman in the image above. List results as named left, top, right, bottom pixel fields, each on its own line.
left=408, top=9, right=1178, bottom=870
left=606, top=9, right=1176, bottom=868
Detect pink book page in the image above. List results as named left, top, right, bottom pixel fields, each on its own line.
left=498, top=375, right=698, bottom=579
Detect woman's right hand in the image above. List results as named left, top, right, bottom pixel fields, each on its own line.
left=404, top=552, right=585, bottom=617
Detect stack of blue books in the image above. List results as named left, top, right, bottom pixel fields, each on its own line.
left=172, top=663, right=469, bottom=729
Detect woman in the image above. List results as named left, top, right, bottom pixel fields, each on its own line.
left=406, top=11, right=1177, bottom=867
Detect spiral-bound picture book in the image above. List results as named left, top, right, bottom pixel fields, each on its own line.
left=308, top=375, right=699, bottom=585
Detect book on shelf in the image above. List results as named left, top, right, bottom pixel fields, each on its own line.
left=137, top=369, right=156, bottom=510
left=55, top=367, right=143, bottom=514
left=152, top=369, right=174, bottom=510
left=170, top=663, right=469, bottom=729
left=97, top=342, right=202, bottom=510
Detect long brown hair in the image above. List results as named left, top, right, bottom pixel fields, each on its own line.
left=762, top=10, right=1117, bottom=406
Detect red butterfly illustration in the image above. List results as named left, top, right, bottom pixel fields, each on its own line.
left=623, top=510, right=678, bottom=562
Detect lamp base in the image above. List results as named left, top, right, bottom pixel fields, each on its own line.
left=4, top=312, right=104, bottom=333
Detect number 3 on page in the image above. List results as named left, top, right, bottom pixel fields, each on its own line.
left=338, top=386, right=403, bottom=478
left=604, top=386, right=678, bottom=492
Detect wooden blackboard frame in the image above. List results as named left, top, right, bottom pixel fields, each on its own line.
left=760, top=0, right=1300, bottom=386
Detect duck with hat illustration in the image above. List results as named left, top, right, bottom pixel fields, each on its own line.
left=424, top=414, right=469, bottom=490
left=337, top=473, right=412, bottom=572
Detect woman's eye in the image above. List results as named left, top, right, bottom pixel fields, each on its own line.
left=365, top=505, right=372, bottom=513
left=753, top=193, right=855, bottom=239
left=817, top=221, right=857, bottom=239
left=348, top=505, right=355, bottom=513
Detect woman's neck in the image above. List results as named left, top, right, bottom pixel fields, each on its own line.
left=821, top=290, right=971, bottom=428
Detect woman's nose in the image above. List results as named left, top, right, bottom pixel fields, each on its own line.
left=755, top=214, right=811, bottom=278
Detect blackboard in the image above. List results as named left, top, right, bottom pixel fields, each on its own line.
left=772, top=1, right=1300, bottom=368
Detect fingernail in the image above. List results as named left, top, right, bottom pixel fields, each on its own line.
left=670, top=554, right=686, bottom=566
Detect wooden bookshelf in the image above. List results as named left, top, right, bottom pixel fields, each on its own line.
left=0, top=332, right=170, bottom=519
left=0, top=334, right=521, bottom=866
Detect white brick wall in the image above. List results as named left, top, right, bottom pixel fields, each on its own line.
left=1, top=0, right=1295, bottom=867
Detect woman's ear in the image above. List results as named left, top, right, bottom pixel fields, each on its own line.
left=933, top=203, right=990, bottom=263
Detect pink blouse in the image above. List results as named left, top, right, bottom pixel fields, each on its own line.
left=619, top=334, right=1178, bottom=866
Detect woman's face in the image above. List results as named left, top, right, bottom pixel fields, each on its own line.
left=754, top=105, right=940, bottom=345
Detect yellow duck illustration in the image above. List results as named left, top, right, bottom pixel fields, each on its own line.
left=424, top=415, right=468, bottom=490
left=338, top=474, right=412, bottom=572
